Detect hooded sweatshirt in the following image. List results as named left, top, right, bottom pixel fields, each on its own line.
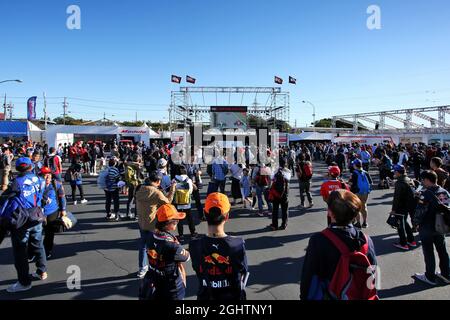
left=300, top=225, right=377, bottom=300
left=173, top=174, right=194, bottom=210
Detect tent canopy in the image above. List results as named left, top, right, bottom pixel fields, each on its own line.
left=289, top=132, right=333, bottom=142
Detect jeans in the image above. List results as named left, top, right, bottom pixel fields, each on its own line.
left=419, top=226, right=450, bottom=281
left=71, top=183, right=85, bottom=202
left=255, top=185, right=272, bottom=213
left=214, top=180, right=226, bottom=194
left=299, top=180, right=313, bottom=205
left=138, top=229, right=152, bottom=271
left=177, top=209, right=196, bottom=236
left=54, top=173, right=62, bottom=182
left=127, top=184, right=136, bottom=215
left=11, top=223, right=47, bottom=286
left=397, top=214, right=415, bottom=246
left=272, top=200, right=289, bottom=228
left=105, top=189, right=120, bottom=214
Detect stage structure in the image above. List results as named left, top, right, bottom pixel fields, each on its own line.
left=333, top=105, right=450, bottom=134
left=169, top=87, right=290, bottom=130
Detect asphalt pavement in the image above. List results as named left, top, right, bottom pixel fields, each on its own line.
left=0, top=161, right=449, bottom=300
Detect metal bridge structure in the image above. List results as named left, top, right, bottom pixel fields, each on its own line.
left=332, top=105, right=450, bottom=134
left=169, top=87, right=290, bottom=130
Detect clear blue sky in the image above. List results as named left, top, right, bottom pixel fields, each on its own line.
left=1, top=0, right=450, bottom=125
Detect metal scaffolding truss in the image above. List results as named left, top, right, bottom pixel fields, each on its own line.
left=332, top=105, right=450, bottom=133
left=169, top=87, right=290, bottom=129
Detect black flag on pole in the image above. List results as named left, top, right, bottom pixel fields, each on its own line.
left=186, top=75, right=196, bottom=84
left=171, top=75, right=182, bottom=84
left=274, top=76, right=283, bottom=84
left=289, top=76, right=297, bottom=84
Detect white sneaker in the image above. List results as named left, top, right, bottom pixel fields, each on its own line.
left=73, top=201, right=78, bottom=205
left=436, top=272, right=450, bottom=284
left=80, top=199, right=88, bottom=204
left=137, top=267, right=148, bottom=279
left=413, top=273, right=436, bottom=286
left=7, top=282, right=32, bottom=293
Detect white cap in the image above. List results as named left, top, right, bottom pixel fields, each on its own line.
left=158, top=158, right=168, bottom=168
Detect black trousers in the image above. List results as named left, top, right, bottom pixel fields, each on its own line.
left=397, top=213, right=415, bottom=246
left=44, top=211, right=59, bottom=255
left=272, top=200, right=289, bottom=228
left=71, top=183, right=85, bottom=202
left=192, top=189, right=204, bottom=219
left=177, top=209, right=196, bottom=236
left=105, top=189, right=120, bottom=214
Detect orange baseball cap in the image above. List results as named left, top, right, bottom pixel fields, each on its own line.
left=204, top=193, right=231, bottom=216
left=156, top=204, right=186, bottom=222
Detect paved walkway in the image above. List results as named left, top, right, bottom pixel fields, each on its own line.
left=1, top=162, right=449, bottom=300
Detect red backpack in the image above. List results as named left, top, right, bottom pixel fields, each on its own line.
left=303, top=162, right=313, bottom=180
left=322, top=229, right=379, bottom=300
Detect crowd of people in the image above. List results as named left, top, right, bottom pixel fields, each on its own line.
left=0, top=138, right=449, bottom=299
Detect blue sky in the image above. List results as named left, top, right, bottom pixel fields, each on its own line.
left=1, top=0, right=450, bottom=125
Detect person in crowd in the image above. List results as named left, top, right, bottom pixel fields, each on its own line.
left=189, top=193, right=249, bottom=300
left=31, top=151, right=43, bottom=176
left=67, top=156, right=88, bottom=205
left=230, top=162, right=244, bottom=205
left=173, top=165, right=198, bottom=241
left=411, top=148, right=425, bottom=180
left=140, top=204, right=190, bottom=300
left=300, top=190, right=378, bottom=300
left=269, top=164, right=291, bottom=231
left=184, top=156, right=204, bottom=221
left=360, top=146, right=371, bottom=172
left=135, top=172, right=176, bottom=278
left=430, top=157, right=449, bottom=188
left=252, top=163, right=273, bottom=217
left=0, top=146, right=13, bottom=192
left=240, top=167, right=252, bottom=209
left=390, top=165, right=417, bottom=251
left=296, top=154, right=314, bottom=209
left=320, top=166, right=350, bottom=226
left=104, top=158, right=122, bottom=221
left=6, top=157, right=47, bottom=293
left=157, top=158, right=172, bottom=194
left=349, top=159, right=373, bottom=229
left=39, top=167, right=67, bottom=259
left=413, top=170, right=450, bottom=285
left=124, top=154, right=144, bottom=220
left=378, top=149, right=393, bottom=189
left=44, top=147, right=63, bottom=182
left=211, top=153, right=229, bottom=194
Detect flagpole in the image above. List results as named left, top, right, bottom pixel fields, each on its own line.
left=3, top=94, right=6, bottom=121
left=43, top=92, right=47, bottom=130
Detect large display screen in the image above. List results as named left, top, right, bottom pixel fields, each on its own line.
left=210, top=106, right=248, bottom=130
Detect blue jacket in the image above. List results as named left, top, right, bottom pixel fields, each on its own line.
left=10, top=173, right=44, bottom=209
left=42, top=181, right=67, bottom=215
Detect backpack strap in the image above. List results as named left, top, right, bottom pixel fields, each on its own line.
left=321, top=229, right=350, bottom=255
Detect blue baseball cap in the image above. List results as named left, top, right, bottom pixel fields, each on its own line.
left=16, top=157, right=34, bottom=169
left=393, top=164, right=405, bottom=173
left=352, top=159, right=363, bottom=167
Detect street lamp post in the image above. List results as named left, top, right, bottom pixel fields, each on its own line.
left=302, top=100, right=316, bottom=132
left=1, top=79, right=23, bottom=120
